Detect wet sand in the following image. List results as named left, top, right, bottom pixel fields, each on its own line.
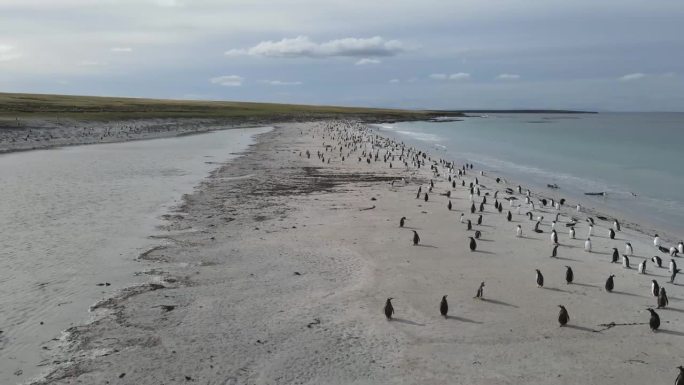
left=27, top=121, right=684, bottom=384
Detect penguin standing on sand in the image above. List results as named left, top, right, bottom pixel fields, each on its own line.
left=440, top=295, right=448, bottom=318
left=516, top=225, right=523, bottom=238
left=569, top=227, right=575, bottom=239
left=622, top=254, right=630, bottom=269
left=412, top=230, right=420, bottom=246
left=638, top=260, right=647, bottom=274
left=605, top=275, right=615, bottom=292
left=551, top=230, right=558, bottom=245
left=424, top=193, right=429, bottom=202
left=675, top=366, right=684, bottom=385
left=658, top=287, right=669, bottom=308
left=611, top=248, right=619, bottom=263
left=654, top=234, right=661, bottom=247
left=625, top=242, right=633, bottom=256
left=652, top=255, right=662, bottom=268
left=614, top=219, right=621, bottom=231
left=678, top=241, right=684, bottom=254
left=477, top=215, right=483, bottom=225
left=609, top=228, right=615, bottom=240
left=536, top=269, right=544, bottom=288
left=558, top=305, right=569, bottom=326
left=475, top=230, right=481, bottom=239
left=565, top=266, right=574, bottom=284
left=646, top=308, right=660, bottom=331
left=400, top=217, right=406, bottom=227
left=467, top=220, right=472, bottom=231
left=588, top=225, right=593, bottom=237
left=469, top=237, right=477, bottom=251
left=585, top=238, right=592, bottom=252
left=471, top=203, right=476, bottom=214
left=671, top=268, right=681, bottom=284
left=384, top=298, right=394, bottom=320
left=448, top=200, right=452, bottom=211
left=551, top=244, right=559, bottom=258
left=651, top=280, right=660, bottom=297
left=479, top=201, right=484, bottom=212
left=460, top=213, right=465, bottom=223
left=507, top=211, right=512, bottom=222
left=474, top=282, right=485, bottom=299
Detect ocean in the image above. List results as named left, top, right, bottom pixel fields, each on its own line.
left=373, top=113, right=684, bottom=237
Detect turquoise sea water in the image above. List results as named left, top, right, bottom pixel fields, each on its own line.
left=374, top=113, right=684, bottom=236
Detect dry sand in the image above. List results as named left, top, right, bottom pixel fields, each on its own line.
left=29, top=121, right=684, bottom=385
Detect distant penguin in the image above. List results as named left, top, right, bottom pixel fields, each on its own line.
left=676, top=366, right=684, bottom=385
left=588, top=225, right=593, bottom=237
left=585, top=238, right=592, bottom=252
left=475, top=230, right=481, bottom=239
left=558, top=305, right=569, bottom=327
left=576, top=204, right=581, bottom=212
left=605, top=274, right=615, bottom=292
left=614, top=219, right=621, bottom=231
left=652, top=255, right=662, bottom=268
left=551, top=230, right=558, bottom=245
left=551, top=244, right=559, bottom=258
left=384, top=298, right=394, bottom=320
left=679, top=241, right=684, bottom=254
left=609, top=228, right=615, bottom=240
left=651, top=280, right=660, bottom=297
left=470, top=203, right=476, bottom=214
left=400, top=217, right=406, bottom=228
left=424, top=193, right=429, bottom=202
left=670, top=258, right=677, bottom=273
left=638, top=260, right=647, bottom=274
left=448, top=200, right=452, bottom=211
left=412, top=230, right=420, bottom=246
left=477, top=215, right=483, bottom=225
left=622, top=254, right=630, bottom=269
left=565, top=266, right=574, bottom=284
left=507, top=211, right=512, bottom=222
left=646, top=308, right=660, bottom=331
left=658, top=287, right=669, bottom=308
left=611, top=248, right=619, bottom=263
left=654, top=234, right=661, bottom=247
left=625, top=242, right=633, bottom=256
left=440, top=295, right=448, bottom=318
left=460, top=213, right=465, bottom=223
left=536, top=269, right=544, bottom=288
left=569, top=227, right=575, bottom=239
left=516, top=225, right=523, bottom=238
left=469, top=237, right=477, bottom=251
left=467, top=220, right=472, bottom=231
left=474, top=281, right=485, bottom=299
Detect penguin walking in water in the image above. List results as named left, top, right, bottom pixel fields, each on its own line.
left=565, top=266, right=574, bottom=284
left=535, top=269, right=544, bottom=288
left=516, top=225, right=523, bottom=238
left=477, top=215, right=483, bottom=226
left=469, top=237, right=477, bottom=252
left=412, top=230, right=420, bottom=246
left=611, top=248, right=620, bottom=263
left=651, top=280, right=661, bottom=297
left=622, top=254, right=630, bottom=269
left=569, top=227, right=575, bottom=239
left=467, top=220, right=472, bottom=231
left=558, top=305, right=569, bottom=327
left=448, top=200, right=452, bottom=211
left=440, top=295, right=448, bottom=318
left=609, top=228, right=615, bottom=240
left=675, top=366, right=684, bottom=385
left=605, top=275, right=615, bottom=292
left=658, top=287, right=669, bottom=308
left=551, top=230, right=558, bottom=245
left=646, top=308, right=660, bottom=331
left=384, top=298, right=394, bottom=320
left=551, top=244, right=559, bottom=258
left=585, top=238, right=592, bottom=252
left=625, top=242, right=633, bottom=256
left=652, top=255, right=662, bottom=268
left=400, top=217, right=406, bottom=228
left=474, top=282, right=485, bottom=299
left=638, top=260, right=647, bottom=274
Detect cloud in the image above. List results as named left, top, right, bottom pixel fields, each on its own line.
left=259, top=80, right=302, bottom=86
left=355, top=58, right=381, bottom=65
left=111, top=47, right=133, bottom=53
left=210, top=75, right=243, bottom=86
left=429, top=73, right=447, bottom=80
left=225, top=36, right=404, bottom=58
left=389, top=79, right=400, bottom=84
left=497, top=73, right=520, bottom=80
left=619, top=73, right=646, bottom=81
left=0, top=45, right=21, bottom=62
left=77, top=60, right=105, bottom=67
left=430, top=72, right=470, bottom=80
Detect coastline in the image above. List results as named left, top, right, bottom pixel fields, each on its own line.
left=27, top=121, right=684, bottom=384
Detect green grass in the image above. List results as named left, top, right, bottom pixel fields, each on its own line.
left=0, top=92, right=449, bottom=121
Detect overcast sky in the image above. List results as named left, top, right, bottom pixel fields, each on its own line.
left=1, top=0, right=683, bottom=111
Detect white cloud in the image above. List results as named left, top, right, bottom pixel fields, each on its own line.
left=0, top=45, right=21, bottom=62
left=77, top=60, right=105, bottom=67
left=225, top=36, right=404, bottom=58
left=111, top=47, right=133, bottom=53
left=619, top=73, right=646, bottom=81
left=355, top=58, right=381, bottom=65
left=389, top=78, right=400, bottom=84
left=430, top=73, right=447, bottom=80
left=431, top=72, right=470, bottom=80
left=210, top=75, right=243, bottom=86
left=497, top=73, right=520, bottom=80
left=259, top=80, right=302, bottom=86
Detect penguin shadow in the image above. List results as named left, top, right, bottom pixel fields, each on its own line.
left=392, top=318, right=425, bottom=326
left=662, top=307, right=684, bottom=314
left=402, top=226, right=421, bottom=230
left=564, top=324, right=597, bottom=333
left=447, top=315, right=483, bottom=324
left=473, top=249, right=495, bottom=255
left=571, top=282, right=599, bottom=288
left=592, top=251, right=612, bottom=256
left=543, top=287, right=570, bottom=293
left=481, top=298, right=518, bottom=308
left=415, top=244, right=438, bottom=249
left=656, top=329, right=684, bottom=337
left=477, top=224, right=494, bottom=228
left=611, top=291, right=643, bottom=298
left=553, top=256, right=580, bottom=262
left=477, top=238, right=494, bottom=242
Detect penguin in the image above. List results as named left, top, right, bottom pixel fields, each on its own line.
left=507, top=211, right=512, bottom=222
left=657, top=287, right=668, bottom=309
left=651, top=280, right=660, bottom=297
left=605, top=275, right=615, bottom=292
left=472, top=281, right=486, bottom=300
left=399, top=217, right=406, bottom=228
left=659, top=245, right=670, bottom=254
left=671, top=268, right=680, bottom=284
left=470, top=203, right=476, bottom=214
left=535, top=269, right=544, bottom=288
left=424, top=193, right=429, bottom=202
left=551, top=244, right=559, bottom=258
left=638, top=260, right=647, bottom=274
left=609, top=228, right=615, bottom=240
left=534, top=221, right=542, bottom=233
left=625, top=242, right=633, bottom=256
left=482, top=196, right=487, bottom=205
left=551, top=221, right=556, bottom=230
left=384, top=298, right=394, bottom=320
left=646, top=308, right=660, bottom=331
left=569, top=227, right=575, bottom=239
left=440, top=295, right=448, bottom=318
left=565, top=266, right=574, bottom=284
left=448, top=200, right=452, bottom=211
left=679, top=241, right=684, bottom=255
left=584, top=238, right=592, bottom=252
left=551, top=230, right=558, bottom=245
left=654, top=234, right=660, bottom=247
left=469, top=237, right=477, bottom=251
left=611, top=248, right=619, bottom=263
left=460, top=213, right=465, bottom=223
left=670, top=258, right=677, bottom=274
left=558, top=305, right=569, bottom=327
left=452, top=181, right=456, bottom=188
left=671, top=246, right=678, bottom=257
left=475, top=230, right=481, bottom=239
left=614, top=219, right=621, bottom=231
left=622, top=254, right=630, bottom=269
left=588, top=225, right=593, bottom=237
left=497, top=204, right=503, bottom=213
left=675, top=366, right=684, bottom=385
left=652, top=255, right=662, bottom=268
left=537, top=215, right=544, bottom=224
left=479, top=201, right=484, bottom=212
left=576, top=204, right=581, bottom=212
left=516, top=225, right=523, bottom=238
left=477, top=215, right=483, bottom=226
left=467, top=220, right=472, bottom=231
left=527, top=212, right=533, bottom=220
left=412, top=230, right=420, bottom=246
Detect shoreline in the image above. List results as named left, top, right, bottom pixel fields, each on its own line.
left=28, top=121, right=684, bottom=384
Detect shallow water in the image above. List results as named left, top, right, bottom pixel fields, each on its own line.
left=0, top=126, right=271, bottom=384
left=374, top=113, right=684, bottom=236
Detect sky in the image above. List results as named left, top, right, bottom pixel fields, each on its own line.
left=1, top=0, right=683, bottom=111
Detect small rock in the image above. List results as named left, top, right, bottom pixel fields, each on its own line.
left=294, top=272, right=301, bottom=276
left=119, top=373, right=126, bottom=378
left=14, top=369, right=23, bottom=376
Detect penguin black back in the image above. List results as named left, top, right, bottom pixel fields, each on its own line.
left=440, top=295, right=448, bottom=318
left=605, top=275, right=615, bottom=292
left=611, top=248, right=619, bottom=263
left=399, top=216, right=406, bottom=228
left=565, top=266, right=574, bottom=284
left=676, top=366, right=684, bottom=385
left=658, top=287, right=669, bottom=308
left=558, top=305, right=569, bottom=326
left=474, top=282, right=485, bottom=299
left=469, top=237, right=477, bottom=251
left=551, top=245, right=559, bottom=258
left=384, top=298, right=394, bottom=320
left=412, top=230, right=420, bottom=246
left=647, top=308, right=660, bottom=331
left=536, top=269, right=544, bottom=287
left=475, top=230, right=481, bottom=239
